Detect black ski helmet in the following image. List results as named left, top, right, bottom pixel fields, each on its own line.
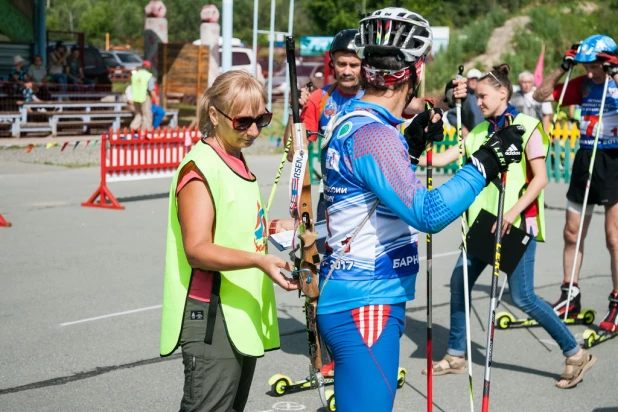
left=329, top=29, right=359, bottom=59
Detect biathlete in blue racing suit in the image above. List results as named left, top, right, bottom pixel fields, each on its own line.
left=316, top=7, right=526, bottom=411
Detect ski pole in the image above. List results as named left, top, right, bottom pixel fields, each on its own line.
left=547, top=65, right=573, bottom=138
left=564, top=74, right=610, bottom=321
left=265, top=131, right=293, bottom=213
left=425, top=99, right=434, bottom=412
left=481, top=171, right=508, bottom=412
left=265, top=82, right=313, bottom=213
left=546, top=65, right=574, bottom=175
left=455, top=65, right=475, bottom=412
left=495, top=276, right=508, bottom=310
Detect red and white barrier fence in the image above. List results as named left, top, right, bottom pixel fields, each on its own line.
left=82, top=126, right=202, bottom=210
left=0, top=212, right=11, bottom=227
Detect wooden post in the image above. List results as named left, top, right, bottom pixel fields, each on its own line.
left=161, top=45, right=168, bottom=110
left=196, top=46, right=203, bottom=120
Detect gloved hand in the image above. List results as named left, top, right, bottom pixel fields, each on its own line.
left=561, top=43, right=580, bottom=72
left=467, top=125, right=525, bottom=184
left=597, top=53, right=618, bottom=76
left=405, top=107, right=444, bottom=165
left=443, top=78, right=468, bottom=109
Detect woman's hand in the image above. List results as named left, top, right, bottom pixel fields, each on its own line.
left=491, top=208, right=517, bottom=236
left=452, top=78, right=468, bottom=100
left=274, top=218, right=295, bottom=233
left=257, top=254, right=299, bottom=291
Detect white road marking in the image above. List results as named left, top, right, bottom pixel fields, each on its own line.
left=419, top=250, right=460, bottom=261
left=60, top=304, right=162, bottom=326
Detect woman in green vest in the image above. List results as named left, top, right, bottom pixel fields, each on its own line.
left=420, top=64, right=595, bottom=388
left=160, top=70, right=299, bottom=411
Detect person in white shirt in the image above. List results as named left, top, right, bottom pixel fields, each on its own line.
left=510, top=71, right=553, bottom=132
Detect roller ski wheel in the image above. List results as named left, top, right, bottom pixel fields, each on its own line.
left=397, top=367, right=407, bottom=389
left=496, top=312, right=515, bottom=329
left=494, top=309, right=595, bottom=329
left=325, top=389, right=336, bottom=411
left=583, top=309, right=596, bottom=325
left=267, top=373, right=334, bottom=397
left=268, top=375, right=291, bottom=397
left=582, top=291, right=618, bottom=348
left=581, top=328, right=618, bottom=348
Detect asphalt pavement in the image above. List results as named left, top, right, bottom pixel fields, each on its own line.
left=0, top=154, right=617, bottom=412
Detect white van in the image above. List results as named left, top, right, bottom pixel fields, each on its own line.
left=193, top=38, right=265, bottom=85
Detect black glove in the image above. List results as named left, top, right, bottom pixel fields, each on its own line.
left=467, top=125, right=525, bottom=184
left=561, top=43, right=580, bottom=72
left=597, top=52, right=618, bottom=76
left=405, top=107, right=444, bottom=165
left=443, top=80, right=466, bottom=109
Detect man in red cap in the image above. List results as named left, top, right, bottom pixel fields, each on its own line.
left=130, top=60, right=155, bottom=130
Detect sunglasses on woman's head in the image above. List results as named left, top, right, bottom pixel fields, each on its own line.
left=214, top=106, right=273, bottom=131
left=479, top=71, right=505, bottom=88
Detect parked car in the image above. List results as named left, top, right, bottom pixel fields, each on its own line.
left=271, top=61, right=324, bottom=96
left=193, top=39, right=265, bottom=85
left=224, top=47, right=266, bottom=85
left=100, top=51, right=144, bottom=71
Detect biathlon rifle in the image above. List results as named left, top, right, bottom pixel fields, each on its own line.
left=285, top=35, right=327, bottom=405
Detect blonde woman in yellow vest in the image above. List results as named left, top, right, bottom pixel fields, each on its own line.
left=419, top=64, right=595, bottom=389
left=161, top=70, right=299, bottom=412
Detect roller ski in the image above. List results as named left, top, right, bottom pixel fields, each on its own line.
left=582, top=291, right=618, bottom=349
left=496, top=284, right=595, bottom=329
left=496, top=309, right=596, bottom=330
left=269, top=362, right=335, bottom=397
left=268, top=362, right=407, bottom=411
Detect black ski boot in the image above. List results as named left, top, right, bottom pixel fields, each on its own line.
left=552, top=283, right=581, bottom=318
left=600, top=291, right=618, bottom=333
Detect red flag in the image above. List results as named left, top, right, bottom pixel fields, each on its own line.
left=61, top=142, right=69, bottom=151
left=534, top=44, right=545, bottom=87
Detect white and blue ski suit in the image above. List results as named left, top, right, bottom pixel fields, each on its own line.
left=317, top=99, right=487, bottom=411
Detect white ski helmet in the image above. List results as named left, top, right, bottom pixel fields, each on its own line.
left=354, top=7, right=433, bottom=63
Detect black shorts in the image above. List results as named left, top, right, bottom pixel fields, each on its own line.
left=567, top=148, right=618, bottom=205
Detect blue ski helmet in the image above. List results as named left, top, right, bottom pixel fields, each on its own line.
left=574, top=34, right=617, bottom=63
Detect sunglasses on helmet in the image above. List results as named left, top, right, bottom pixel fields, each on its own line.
left=214, top=106, right=273, bottom=131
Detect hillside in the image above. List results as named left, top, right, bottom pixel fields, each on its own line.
left=425, top=1, right=616, bottom=94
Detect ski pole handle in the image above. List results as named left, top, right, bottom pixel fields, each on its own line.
left=456, top=65, right=465, bottom=169
left=455, top=65, right=464, bottom=102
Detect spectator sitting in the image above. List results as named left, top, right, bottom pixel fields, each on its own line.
left=27, top=55, right=53, bottom=100
left=9, top=55, right=29, bottom=94
left=27, top=55, right=47, bottom=83
left=48, top=42, right=68, bottom=86
left=22, top=80, right=41, bottom=103
left=65, top=47, right=94, bottom=86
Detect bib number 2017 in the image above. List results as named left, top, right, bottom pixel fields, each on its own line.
left=330, top=260, right=354, bottom=270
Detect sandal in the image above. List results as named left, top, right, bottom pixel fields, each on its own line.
left=555, top=350, right=596, bottom=389
left=422, top=354, right=467, bottom=376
